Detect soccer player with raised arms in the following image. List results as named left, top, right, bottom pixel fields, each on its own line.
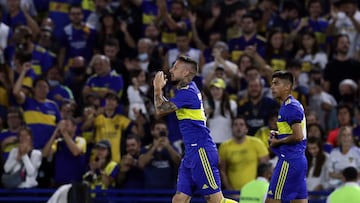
left=153, top=55, right=237, bottom=203
left=266, top=71, right=308, bottom=203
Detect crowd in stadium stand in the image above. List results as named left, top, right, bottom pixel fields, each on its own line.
left=0, top=0, right=360, bottom=200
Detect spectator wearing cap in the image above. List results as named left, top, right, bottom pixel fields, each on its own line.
left=323, top=34, right=360, bottom=102
left=205, top=78, right=237, bottom=146
left=42, top=117, right=86, bottom=186
left=82, top=91, right=145, bottom=164
left=202, top=41, right=239, bottom=85
left=327, top=166, right=360, bottom=203
left=238, top=78, right=279, bottom=136
left=83, top=139, right=119, bottom=190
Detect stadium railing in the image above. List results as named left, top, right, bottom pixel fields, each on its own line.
left=0, top=188, right=332, bottom=203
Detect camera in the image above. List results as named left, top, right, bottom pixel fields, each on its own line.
left=159, top=131, right=167, bottom=137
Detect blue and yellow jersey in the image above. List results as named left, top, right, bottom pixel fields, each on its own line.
left=14, top=68, right=37, bottom=89
left=87, top=161, right=119, bottom=190
left=142, top=0, right=172, bottom=26
left=22, top=97, right=61, bottom=149
left=169, top=82, right=215, bottom=152
left=305, top=18, right=329, bottom=47
left=94, top=114, right=132, bottom=163
left=31, top=45, right=54, bottom=76
left=160, top=19, right=191, bottom=49
left=47, top=85, right=74, bottom=107
left=60, top=24, right=97, bottom=64
left=53, top=136, right=87, bottom=184
left=85, top=71, right=124, bottom=100
left=269, top=52, right=287, bottom=71
left=272, top=95, right=307, bottom=160
left=0, top=130, right=18, bottom=160
left=3, top=11, right=27, bottom=29
left=48, top=0, right=83, bottom=40
left=229, top=34, right=266, bottom=62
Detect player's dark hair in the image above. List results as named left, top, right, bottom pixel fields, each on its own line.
left=257, top=162, right=272, bottom=177
left=306, top=136, right=326, bottom=177
left=177, top=55, right=199, bottom=74
left=342, top=166, right=358, bottom=182
left=272, top=70, right=294, bottom=89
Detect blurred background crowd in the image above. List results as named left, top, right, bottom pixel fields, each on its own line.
left=0, top=0, right=359, bottom=201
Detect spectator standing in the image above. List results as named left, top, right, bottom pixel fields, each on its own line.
left=83, top=140, right=119, bottom=190
left=42, top=117, right=86, bottom=186
left=206, top=78, right=237, bottom=146
left=58, top=4, right=97, bottom=69
left=3, top=127, right=42, bottom=188
left=138, top=120, right=181, bottom=189
left=117, top=134, right=144, bottom=189
left=219, top=116, right=269, bottom=190
left=238, top=78, right=279, bottom=136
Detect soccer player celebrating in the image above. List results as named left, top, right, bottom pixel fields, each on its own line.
left=266, top=71, right=308, bottom=203
left=153, top=55, right=236, bottom=203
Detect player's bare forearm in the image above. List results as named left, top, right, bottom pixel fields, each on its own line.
left=154, top=89, right=177, bottom=118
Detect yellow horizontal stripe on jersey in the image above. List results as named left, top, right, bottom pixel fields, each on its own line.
left=277, top=121, right=292, bottom=135
left=23, top=111, right=57, bottom=126
left=161, top=32, right=176, bottom=44
left=22, top=77, right=33, bottom=88
left=199, top=148, right=218, bottom=190
left=32, top=65, right=42, bottom=76
left=275, top=161, right=289, bottom=199
left=49, top=2, right=69, bottom=13
left=143, top=13, right=156, bottom=25
left=176, top=108, right=205, bottom=121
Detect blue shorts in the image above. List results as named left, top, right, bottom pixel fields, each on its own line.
left=176, top=147, right=221, bottom=196
left=267, top=156, right=308, bottom=201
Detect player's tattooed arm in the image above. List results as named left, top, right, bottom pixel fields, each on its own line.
left=154, top=89, right=178, bottom=118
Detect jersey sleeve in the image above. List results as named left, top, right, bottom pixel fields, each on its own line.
left=284, top=103, right=304, bottom=126
left=169, top=88, right=197, bottom=109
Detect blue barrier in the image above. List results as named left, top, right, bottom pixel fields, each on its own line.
left=0, top=188, right=331, bottom=203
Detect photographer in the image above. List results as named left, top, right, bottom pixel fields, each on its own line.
left=83, top=140, right=119, bottom=190
left=42, top=117, right=86, bottom=187
left=117, top=134, right=144, bottom=189
left=138, top=120, right=181, bottom=189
